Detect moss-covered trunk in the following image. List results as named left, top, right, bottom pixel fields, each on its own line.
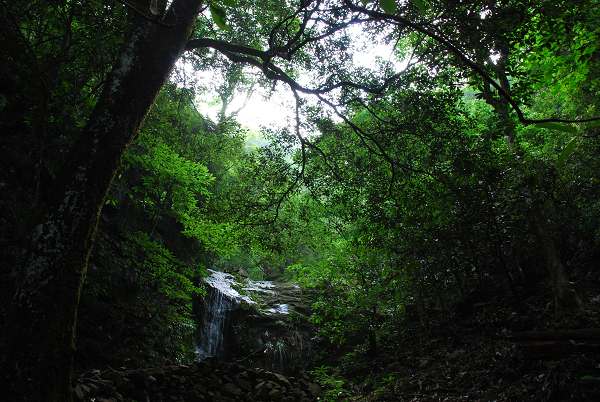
left=2, top=1, right=202, bottom=400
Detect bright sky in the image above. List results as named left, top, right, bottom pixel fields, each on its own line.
left=192, top=24, right=403, bottom=133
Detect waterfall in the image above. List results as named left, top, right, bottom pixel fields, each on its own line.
left=196, top=270, right=252, bottom=360
left=195, top=284, right=234, bottom=360
left=195, top=269, right=308, bottom=371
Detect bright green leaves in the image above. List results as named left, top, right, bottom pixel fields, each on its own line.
left=182, top=220, right=239, bottom=257
left=126, top=134, right=214, bottom=236
left=130, top=232, right=205, bottom=301
left=125, top=133, right=243, bottom=257
left=379, top=0, right=396, bottom=14
left=533, top=122, right=578, bottom=134
left=209, top=3, right=229, bottom=30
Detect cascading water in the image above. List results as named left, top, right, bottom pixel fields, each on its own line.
left=196, top=270, right=253, bottom=361
left=195, top=285, right=232, bottom=360
left=195, top=269, right=311, bottom=372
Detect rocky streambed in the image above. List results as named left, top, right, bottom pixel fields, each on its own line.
left=73, top=360, right=321, bottom=401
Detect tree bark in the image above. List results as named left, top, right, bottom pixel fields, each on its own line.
left=2, top=1, right=202, bottom=400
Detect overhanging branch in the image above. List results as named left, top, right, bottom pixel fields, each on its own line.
left=343, top=0, right=600, bottom=126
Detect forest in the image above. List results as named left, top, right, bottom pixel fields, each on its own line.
left=1, top=0, right=600, bottom=400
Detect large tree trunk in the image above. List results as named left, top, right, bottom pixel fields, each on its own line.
left=2, top=1, right=202, bottom=400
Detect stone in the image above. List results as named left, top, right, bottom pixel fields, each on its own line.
left=237, top=379, right=252, bottom=391
left=222, top=382, right=243, bottom=397
left=196, top=270, right=315, bottom=372
left=272, top=372, right=291, bottom=386
left=447, top=348, right=466, bottom=360
left=74, top=385, right=86, bottom=399
left=306, top=382, right=321, bottom=396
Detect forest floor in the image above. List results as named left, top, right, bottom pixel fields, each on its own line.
left=73, top=360, right=321, bottom=401
left=73, top=282, right=600, bottom=401
left=334, top=284, right=600, bottom=401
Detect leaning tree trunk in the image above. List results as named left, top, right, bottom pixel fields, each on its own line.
left=2, top=1, right=202, bottom=400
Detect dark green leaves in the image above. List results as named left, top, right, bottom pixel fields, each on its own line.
left=585, top=120, right=600, bottom=129
left=209, top=3, right=229, bottom=30
left=556, top=136, right=579, bottom=169
left=533, top=122, right=578, bottom=134
left=379, top=0, right=397, bottom=14
left=379, top=0, right=429, bottom=18
left=413, top=0, right=429, bottom=13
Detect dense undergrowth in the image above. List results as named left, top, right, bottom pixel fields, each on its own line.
left=310, top=276, right=600, bottom=401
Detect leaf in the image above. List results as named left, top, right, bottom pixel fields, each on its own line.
left=209, top=3, right=229, bottom=30
left=413, top=0, right=429, bottom=13
left=379, top=0, right=397, bottom=14
left=221, top=0, right=237, bottom=7
left=585, top=120, right=600, bottom=129
left=534, top=122, right=578, bottom=133
left=556, top=136, right=578, bottom=169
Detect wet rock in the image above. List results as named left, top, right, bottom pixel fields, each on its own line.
left=222, top=382, right=242, bottom=397
left=268, top=387, right=283, bottom=399
left=272, top=372, right=291, bottom=386
left=237, top=378, right=252, bottom=391
left=196, top=270, right=315, bottom=373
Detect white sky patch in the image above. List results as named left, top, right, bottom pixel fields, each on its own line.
left=188, top=25, right=405, bottom=134
left=198, top=83, right=296, bottom=132
left=346, top=24, right=406, bottom=71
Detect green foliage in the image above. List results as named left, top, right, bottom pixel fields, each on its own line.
left=129, top=231, right=205, bottom=301
left=534, top=122, right=578, bottom=134
left=556, top=136, right=579, bottom=170
left=126, top=134, right=214, bottom=220
left=80, top=229, right=206, bottom=365
left=379, top=0, right=397, bottom=14
left=210, top=3, right=229, bottom=30
left=311, top=366, right=350, bottom=401
left=412, top=0, right=428, bottom=14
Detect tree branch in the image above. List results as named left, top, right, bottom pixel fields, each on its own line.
left=343, top=0, right=600, bottom=126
